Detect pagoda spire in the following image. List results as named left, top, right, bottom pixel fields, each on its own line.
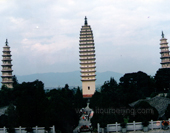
left=162, top=31, right=164, bottom=38
left=5, top=39, right=8, bottom=46
left=84, top=16, right=88, bottom=25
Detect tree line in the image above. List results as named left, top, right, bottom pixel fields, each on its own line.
left=90, top=68, right=170, bottom=128
left=0, top=77, right=86, bottom=133
left=1, top=68, right=170, bottom=132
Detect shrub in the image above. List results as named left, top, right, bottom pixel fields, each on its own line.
left=25, top=127, right=33, bottom=133
left=142, top=120, right=149, bottom=127
left=120, top=122, right=126, bottom=128
left=44, top=126, right=51, bottom=133
left=7, top=127, right=15, bottom=133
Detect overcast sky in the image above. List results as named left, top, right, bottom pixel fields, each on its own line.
left=0, top=0, right=170, bottom=76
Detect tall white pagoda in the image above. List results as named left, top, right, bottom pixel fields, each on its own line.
left=160, top=31, right=170, bottom=68
left=1, top=39, right=13, bottom=88
left=79, top=17, right=96, bottom=98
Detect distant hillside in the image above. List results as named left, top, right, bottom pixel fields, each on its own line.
left=16, top=71, right=123, bottom=88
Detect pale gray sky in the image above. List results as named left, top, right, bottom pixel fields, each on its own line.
left=0, top=0, right=169, bottom=76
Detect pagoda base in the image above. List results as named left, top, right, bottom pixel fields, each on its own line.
left=82, top=81, right=95, bottom=98
left=83, top=94, right=93, bottom=98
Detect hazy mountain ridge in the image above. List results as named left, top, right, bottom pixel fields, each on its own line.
left=16, top=71, right=123, bottom=88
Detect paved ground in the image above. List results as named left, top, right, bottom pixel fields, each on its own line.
left=107, top=129, right=170, bottom=133
left=127, top=129, right=170, bottom=133
left=106, top=129, right=170, bottom=133
left=73, top=118, right=91, bottom=133
left=73, top=103, right=92, bottom=133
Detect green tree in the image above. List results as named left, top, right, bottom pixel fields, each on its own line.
left=74, top=87, right=86, bottom=109
left=155, top=68, right=170, bottom=92
left=165, top=104, right=170, bottom=119
left=0, top=114, right=8, bottom=127
left=12, top=75, right=19, bottom=87
left=46, top=86, right=79, bottom=132
left=15, top=80, right=48, bottom=127
left=119, top=71, right=154, bottom=104
left=131, top=101, right=158, bottom=122
left=90, top=78, right=124, bottom=128
left=0, top=86, right=14, bottom=107
left=5, top=104, right=17, bottom=127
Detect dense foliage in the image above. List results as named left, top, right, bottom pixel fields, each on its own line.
left=165, top=104, right=170, bottom=119
left=90, top=71, right=162, bottom=128
left=1, top=68, right=170, bottom=131
left=155, top=68, right=170, bottom=92
left=0, top=80, right=86, bottom=133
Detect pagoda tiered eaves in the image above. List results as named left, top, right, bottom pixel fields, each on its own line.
left=160, top=32, right=170, bottom=68
left=79, top=17, right=96, bottom=98
left=1, top=39, right=13, bottom=88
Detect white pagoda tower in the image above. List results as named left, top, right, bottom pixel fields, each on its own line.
left=79, top=17, right=96, bottom=98
left=160, top=31, right=170, bottom=68
left=1, top=39, right=13, bottom=88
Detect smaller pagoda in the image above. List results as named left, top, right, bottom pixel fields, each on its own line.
left=160, top=31, right=170, bottom=68
left=1, top=39, right=13, bottom=88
